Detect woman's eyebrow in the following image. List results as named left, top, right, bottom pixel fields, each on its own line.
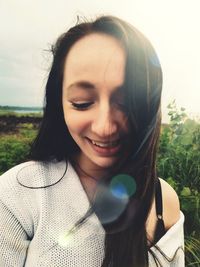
left=67, top=81, right=96, bottom=91
left=66, top=80, right=124, bottom=95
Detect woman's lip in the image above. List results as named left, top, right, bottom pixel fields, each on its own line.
left=86, top=137, right=121, bottom=156
left=87, top=138, right=120, bottom=144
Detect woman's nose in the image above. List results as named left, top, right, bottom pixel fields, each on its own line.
left=91, top=105, right=118, bottom=138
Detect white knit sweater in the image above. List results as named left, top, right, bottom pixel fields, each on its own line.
left=0, top=160, right=185, bottom=266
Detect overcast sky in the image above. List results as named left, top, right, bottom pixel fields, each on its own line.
left=0, top=0, right=200, bottom=122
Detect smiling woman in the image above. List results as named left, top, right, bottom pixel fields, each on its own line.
left=0, top=15, right=184, bottom=267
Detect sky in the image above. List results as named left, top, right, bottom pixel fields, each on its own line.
left=0, top=0, right=200, bottom=122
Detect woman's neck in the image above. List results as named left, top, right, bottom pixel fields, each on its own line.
left=70, top=153, right=110, bottom=181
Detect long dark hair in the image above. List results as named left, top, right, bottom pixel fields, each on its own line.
left=30, top=15, right=163, bottom=267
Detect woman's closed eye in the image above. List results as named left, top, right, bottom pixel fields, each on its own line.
left=69, top=101, right=127, bottom=112
left=70, top=101, right=94, bottom=110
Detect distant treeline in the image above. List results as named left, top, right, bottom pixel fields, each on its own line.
left=0, top=105, right=42, bottom=112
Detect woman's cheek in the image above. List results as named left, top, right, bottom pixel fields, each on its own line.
left=64, top=111, right=91, bottom=133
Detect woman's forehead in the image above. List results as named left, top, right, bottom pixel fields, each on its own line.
left=63, top=33, right=126, bottom=91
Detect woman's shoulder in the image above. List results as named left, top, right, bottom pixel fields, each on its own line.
left=148, top=179, right=184, bottom=265
left=159, top=178, right=180, bottom=230
left=146, top=178, right=181, bottom=243
left=0, top=161, right=34, bottom=188
left=0, top=160, right=67, bottom=190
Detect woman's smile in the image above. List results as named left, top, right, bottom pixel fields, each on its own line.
left=85, top=137, right=122, bottom=156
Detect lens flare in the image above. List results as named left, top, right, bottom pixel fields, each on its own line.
left=110, top=183, right=127, bottom=199
left=58, top=231, right=73, bottom=247
left=110, top=174, right=136, bottom=199
left=93, top=174, right=136, bottom=225
left=58, top=226, right=78, bottom=248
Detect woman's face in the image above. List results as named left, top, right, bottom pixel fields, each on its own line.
left=62, top=33, right=130, bottom=174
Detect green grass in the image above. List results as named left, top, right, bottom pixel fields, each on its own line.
left=0, top=121, right=38, bottom=175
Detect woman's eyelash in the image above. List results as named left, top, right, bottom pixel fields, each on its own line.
left=70, top=101, right=127, bottom=112
left=71, top=102, right=93, bottom=110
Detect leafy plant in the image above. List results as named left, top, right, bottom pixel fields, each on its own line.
left=157, top=100, right=200, bottom=266
left=185, top=236, right=200, bottom=266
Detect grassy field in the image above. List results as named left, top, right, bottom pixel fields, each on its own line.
left=0, top=110, right=41, bottom=173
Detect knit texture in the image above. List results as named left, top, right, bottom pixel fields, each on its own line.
left=0, top=160, right=184, bottom=266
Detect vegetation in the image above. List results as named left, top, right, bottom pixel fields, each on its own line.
left=0, top=110, right=41, bottom=174
left=157, top=100, right=200, bottom=266
left=0, top=103, right=199, bottom=265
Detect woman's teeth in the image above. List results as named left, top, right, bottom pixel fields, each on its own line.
left=91, top=139, right=119, bottom=148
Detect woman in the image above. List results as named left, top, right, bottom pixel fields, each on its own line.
left=0, top=15, right=184, bottom=266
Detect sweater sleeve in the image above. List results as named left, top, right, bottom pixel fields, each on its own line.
left=0, top=163, right=34, bottom=267
left=0, top=198, right=30, bottom=266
